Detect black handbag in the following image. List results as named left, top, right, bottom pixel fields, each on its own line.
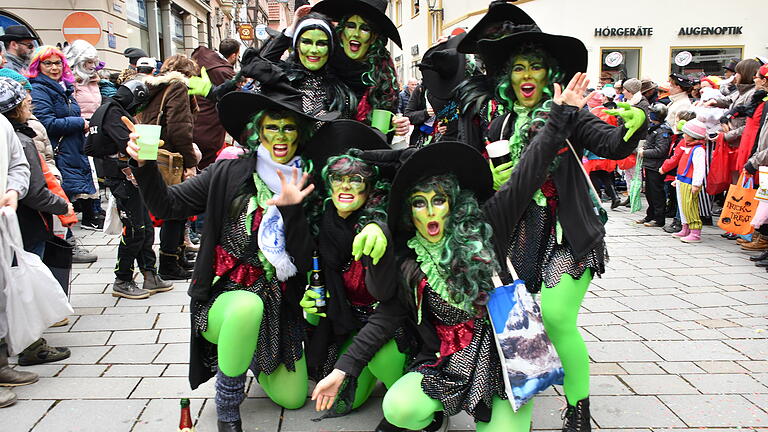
left=43, top=236, right=73, bottom=298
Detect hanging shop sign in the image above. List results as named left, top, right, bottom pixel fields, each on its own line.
left=674, top=51, right=693, bottom=67
left=679, top=26, right=743, bottom=36
left=604, top=51, right=624, bottom=67
left=594, top=27, right=653, bottom=37
left=238, top=24, right=254, bottom=41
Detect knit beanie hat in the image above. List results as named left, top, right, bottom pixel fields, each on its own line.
left=623, top=78, right=641, bottom=94
left=0, top=68, right=32, bottom=91
left=681, top=118, right=707, bottom=140
left=0, top=77, right=26, bottom=113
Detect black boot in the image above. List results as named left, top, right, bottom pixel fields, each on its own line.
left=562, top=398, right=591, bottom=432
left=217, top=420, right=242, bottom=432
left=177, top=247, right=195, bottom=270
left=158, top=251, right=192, bottom=280
left=374, top=417, right=406, bottom=432
left=750, top=250, right=768, bottom=262
left=663, top=218, right=681, bottom=234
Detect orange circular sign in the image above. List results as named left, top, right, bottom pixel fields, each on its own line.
left=62, top=12, right=102, bottom=45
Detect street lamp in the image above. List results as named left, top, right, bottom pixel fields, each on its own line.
left=426, top=0, right=442, bottom=12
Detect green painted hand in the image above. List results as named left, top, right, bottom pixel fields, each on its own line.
left=490, top=160, right=514, bottom=191
left=300, top=289, right=327, bottom=318
left=604, top=102, right=645, bottom=142
left=187, top=67, right=212, bottom=97
left=352, top=223, right=387, bottom=264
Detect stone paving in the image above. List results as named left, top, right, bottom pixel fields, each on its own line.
left=1, top=206, right=767, bottom=431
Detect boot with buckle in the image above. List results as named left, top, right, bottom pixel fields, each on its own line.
left=562, top=397, right=591, bottom=432
left=159, top=251, right=192, bottom=280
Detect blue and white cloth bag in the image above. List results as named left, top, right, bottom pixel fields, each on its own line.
left=487, top=264, right=564, bottom=411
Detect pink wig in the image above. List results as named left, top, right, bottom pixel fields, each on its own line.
left=26, top=45, right=75, bottom=84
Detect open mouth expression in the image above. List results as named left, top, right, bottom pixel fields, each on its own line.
left=510, top=56, right=548, bottom=108
left=260, top=115, right=299, bottom=164
left=410, top=189, right=450, bottom=243
left=330, top=173, right=368, bottom=217
left=341, top=15, right=374, bottom=61
left=298, top=29, right=330, bottom=71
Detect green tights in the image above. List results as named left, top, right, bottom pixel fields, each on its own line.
left=340, top=338, right=406, bottom=409
left=540, top=271, right=592, bottom=405
left=202, top=290, right=308, bottom=409
left=382, top=372, right=534, bottom=432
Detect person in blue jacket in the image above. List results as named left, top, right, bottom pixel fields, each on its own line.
left=27, top=45, right=101, bottom=229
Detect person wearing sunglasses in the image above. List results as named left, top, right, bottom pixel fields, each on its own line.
left=0, top=25, right=37, bottom=73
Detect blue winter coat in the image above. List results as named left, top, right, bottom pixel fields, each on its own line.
left=30, top=74, right=95, bottom=198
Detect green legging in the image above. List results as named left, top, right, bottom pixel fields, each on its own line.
left=337, top=337, right=406, bottom=410
left=540, top=271, right=592, bottom=405
left=382, top=372, right=534, bottom=432
left=202, top=290, right=308, bottom=409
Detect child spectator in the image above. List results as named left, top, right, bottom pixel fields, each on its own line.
left=661, top=118, right=708, bottom=243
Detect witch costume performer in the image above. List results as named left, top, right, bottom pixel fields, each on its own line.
left=300, top=120, right=411, bottom=413
left=312, top=72, right=638, bottom=431
left=460, top=3, right=647, bottom=430
left=127, top=78, right=337, bottom=432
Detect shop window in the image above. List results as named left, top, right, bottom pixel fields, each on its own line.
left=126, top=0, right=148, bottom=26
left=410, top=59, right=421, bottom=81
left=600, top=48, right=641, bottom=83
left=427, top=1, right=442, bottom=46
left=412, top=0, right=420, bottom=17
left=670, top=47, right=743, bottom=76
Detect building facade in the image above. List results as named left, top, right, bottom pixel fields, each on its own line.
left=390, top=0, right=768, bottom=85
left=0, top=0, right=249, bottom=71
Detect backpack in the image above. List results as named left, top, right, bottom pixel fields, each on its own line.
left=84, top=99, right=129, bottom=158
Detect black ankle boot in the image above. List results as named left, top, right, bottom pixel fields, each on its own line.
left=374, top=417, right=406, bottom=432
left=562, top=398, right=591, bottom=432
left=750, top=250, right=768, bottom=262
left=217, top=419, right=242, bottom=432
left=177, top=247, right=195, bottom=270
left=158, top=251, right=192, bottom=280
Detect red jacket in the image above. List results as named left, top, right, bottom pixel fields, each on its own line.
left=661, top=136, right=685, bottom=182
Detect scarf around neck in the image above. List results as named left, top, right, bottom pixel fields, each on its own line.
left=507, top=103, right=546, bottom=207
left=407, top=234, right=473, bottom=313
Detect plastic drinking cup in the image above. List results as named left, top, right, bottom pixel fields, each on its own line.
left=371, top=109, right=396, bottom=134
left=487, top=140, right=511, bottom=167
left=135, top=124, right=162, bottom=161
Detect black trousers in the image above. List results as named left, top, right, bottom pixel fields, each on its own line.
left=664, top=180, right=678, bottom=218
left=106, top=178, right=156, bottom=281
left=644, top=168, right=666, bottom=224
left=589, top=170, right=617, bottom=200
left=160, top=219, right=185, bottom=255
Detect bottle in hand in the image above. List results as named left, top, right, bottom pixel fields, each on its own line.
left=178, top=398, right=195, bottom=432
left=308, top=251, right=327, bottom=314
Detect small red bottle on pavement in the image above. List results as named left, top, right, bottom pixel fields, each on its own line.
left=178, top=398, right=195, bottom=432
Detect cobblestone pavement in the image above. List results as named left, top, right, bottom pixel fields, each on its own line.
left=1, top=206, right=767, bottom=431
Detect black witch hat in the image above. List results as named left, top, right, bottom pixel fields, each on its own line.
left=417, top=32, right=467, bottom=109
left=217, top=62, right=339, bottom=143
left=456, top=0, right=537, bottom=54
left=312, top=0, right=402, bottom=48
left=303, top=119, right=389, bottom=174
left=386, top=141, right=493, bottom=235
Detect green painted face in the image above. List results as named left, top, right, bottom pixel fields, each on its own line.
left=298, top=29, right=330, bottom=71
left=260, top=115, right=299, bottom=164
left=410, top=189, right=450, bottom=243
left=330, top=173, right=368, bottom=218
left=509, top=56, right=549, bottom=108
left=341, top=15, right=375, bottom=61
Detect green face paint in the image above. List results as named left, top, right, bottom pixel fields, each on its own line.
left=509, top=56, right=549, bottom=108
left=298, top=29, right=330, bottom=71
left=330, top=173, right=368, bottom=218
left=260, top=115, right=299, bottom=164
left=341, top=15, right=374, bottom=61
left=410, top=189, right=450, bottom=243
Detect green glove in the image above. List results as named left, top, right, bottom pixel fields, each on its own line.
left=677, top=119, right=688, bottom=133
left=352, top=223, right=387, bottom=265
left=490, top=160, right=514, bottom=191
left=300, top=289, right=327, bottom=318
left=187, top=67, right=212, bottom=97
left=604, top=102, right=645, bottom=142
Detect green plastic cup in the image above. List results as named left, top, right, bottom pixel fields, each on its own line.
left=371, top=109, right=395, bottom=134
left=135, top=124, right=162, bottom=161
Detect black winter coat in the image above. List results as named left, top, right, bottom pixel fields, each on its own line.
left=132, top=157, right=314, bottom=389
left=642, top=123, right=673, bottom=170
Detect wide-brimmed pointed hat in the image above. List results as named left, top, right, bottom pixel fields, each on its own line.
left=303, top=119, right=389, bottom=174
left=312, top=0, right=402, bottom=48
left=218, top=62, right=339, bottom=142
left=456, top=0, right=537, bottom=54
left=418, top=33, right=467, bottom=108
left=386, top=141, right=493, bottom=235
